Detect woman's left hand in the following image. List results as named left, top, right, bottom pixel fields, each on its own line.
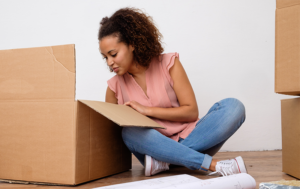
left=124, top=101, right=150, bottom=116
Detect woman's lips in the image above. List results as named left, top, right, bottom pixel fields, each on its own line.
left=113, top=67, right=119, bottom=72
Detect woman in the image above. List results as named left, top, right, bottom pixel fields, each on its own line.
left=98, top=7, right=247, bottom=177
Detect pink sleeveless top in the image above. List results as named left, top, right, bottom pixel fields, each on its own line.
left=107, top=52, right=200, bottom=141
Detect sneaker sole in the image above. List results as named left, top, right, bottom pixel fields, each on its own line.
left=235, top=156, right=248, bottom=173
left=144, top=155, right=152, bottom=176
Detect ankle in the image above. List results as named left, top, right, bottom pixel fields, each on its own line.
left=209, top=159, right=219, bottom=172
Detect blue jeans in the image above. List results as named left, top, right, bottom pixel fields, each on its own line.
left=121, top=98, right=246, bottom=171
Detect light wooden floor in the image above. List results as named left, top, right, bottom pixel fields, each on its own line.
left=0, top=150, right=297, bottom=189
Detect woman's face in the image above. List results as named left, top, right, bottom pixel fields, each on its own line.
left=99, top=35, right=134, bottom=75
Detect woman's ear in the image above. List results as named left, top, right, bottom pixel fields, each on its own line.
left=129, top=44, right=134, bottom=52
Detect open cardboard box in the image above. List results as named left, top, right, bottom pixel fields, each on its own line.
left=0, top=44, right=164, bottom=185
left=281, top=97, right=300, bottom=179
left=275, top=0, right=300, bottom=95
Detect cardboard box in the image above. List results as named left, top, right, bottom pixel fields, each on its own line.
left=0, top=44, right=164, bottom=185
left=276, top=0, right=300, bottom=9
left=275, top=0, right=300, bottom=95
left=281, top=97, right=300, bottom=179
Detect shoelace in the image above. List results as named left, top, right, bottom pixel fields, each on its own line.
left=208, top=161, right=234, bottom=176
left=151, top=159, right=169, bottom=175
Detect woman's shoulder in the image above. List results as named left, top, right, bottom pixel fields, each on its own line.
left=152, top=52, right=179, bottom=87
left=157, top=52, right=179, bottom=64
left=158, top=52, right=179, bottom=69
left=157, top=52, right=179, bottom=59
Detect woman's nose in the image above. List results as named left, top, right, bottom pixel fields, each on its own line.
left=107, top=58, right=114, bottom=66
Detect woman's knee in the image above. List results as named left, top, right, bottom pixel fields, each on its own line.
left=121, top=127, right=139, bottom=141
left=121, top=127, right=157, bottom=143
left=221, top=98, right=246, bottom=122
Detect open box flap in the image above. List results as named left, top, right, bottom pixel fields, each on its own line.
left=78, top=100, right=165, bottom=129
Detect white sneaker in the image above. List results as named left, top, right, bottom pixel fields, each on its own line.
left=208, top=156, right=248, bottom=176
left=144, top=155, right=170, bottom=176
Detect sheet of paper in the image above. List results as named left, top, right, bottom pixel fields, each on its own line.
left=92, top=174, right=199, bottom=189
left=92, top=173, right=256, bottom=189
left=162, top=173, right=256, bottom=189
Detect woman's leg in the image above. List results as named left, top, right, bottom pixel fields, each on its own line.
left=179, top=98, right=246, bottom=157
left=121, top=97, right=245, bottom=171
left=122, top=127, right=212, bottom=171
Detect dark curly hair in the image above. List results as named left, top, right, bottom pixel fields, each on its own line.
left=98, top=7, right=164, bottom=69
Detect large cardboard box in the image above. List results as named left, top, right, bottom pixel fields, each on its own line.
left=281, top=97, right=300, bottom=179
left=0, top=44, right=164, bottom=185
left=275, top=0, right=300, bottom=95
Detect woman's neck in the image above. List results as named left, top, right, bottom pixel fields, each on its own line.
left=127, top=64, right=148, bottom=78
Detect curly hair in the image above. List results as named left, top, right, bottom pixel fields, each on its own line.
left=98, top=7, right=164, bottom=69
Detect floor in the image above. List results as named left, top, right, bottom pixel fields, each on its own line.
left=0, top=150, right=297, bottom=189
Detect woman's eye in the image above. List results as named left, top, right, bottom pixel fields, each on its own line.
left=102, top=57, right=107, bottom=63
left=111, top=53, right=117, bottom=57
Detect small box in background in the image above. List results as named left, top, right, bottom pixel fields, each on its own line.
left=275, top=0, right=300, bottom=95
left=281, top=98, right=300, bottom=179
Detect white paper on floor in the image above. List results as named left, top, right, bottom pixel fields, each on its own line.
left=92, top=173, right=256, bottom=189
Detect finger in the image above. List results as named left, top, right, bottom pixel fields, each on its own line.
left=125, top=102, right=133, bottom=107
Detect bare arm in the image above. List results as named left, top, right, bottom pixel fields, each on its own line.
left=105, top=86, right=118, bottom=104
left=146, top=57, right=199, bottom=122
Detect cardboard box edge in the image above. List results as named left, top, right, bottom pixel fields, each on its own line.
left=78, top=99, right=165, bottom=129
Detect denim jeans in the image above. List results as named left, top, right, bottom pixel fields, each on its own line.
left=121, top=98, right=246, bottom=171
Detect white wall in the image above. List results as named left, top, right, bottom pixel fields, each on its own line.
left=0, top=0, right=290, bottom=151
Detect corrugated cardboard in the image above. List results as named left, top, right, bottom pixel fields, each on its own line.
left=277, top=0, right=300, bottom=9
left=275, top=0, right=300, bottom=95
left=79, top=100, right=164, bottom=128
left=0, top=44, right=164, bottom=185
left=281, top=98, right=300, bottom=179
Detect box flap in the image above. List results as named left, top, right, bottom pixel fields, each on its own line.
left=0, top=44, right=75, bottom=101
left=277, top=0, right=300, bottom=9
left=78, top=100, right=165, bottom=129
